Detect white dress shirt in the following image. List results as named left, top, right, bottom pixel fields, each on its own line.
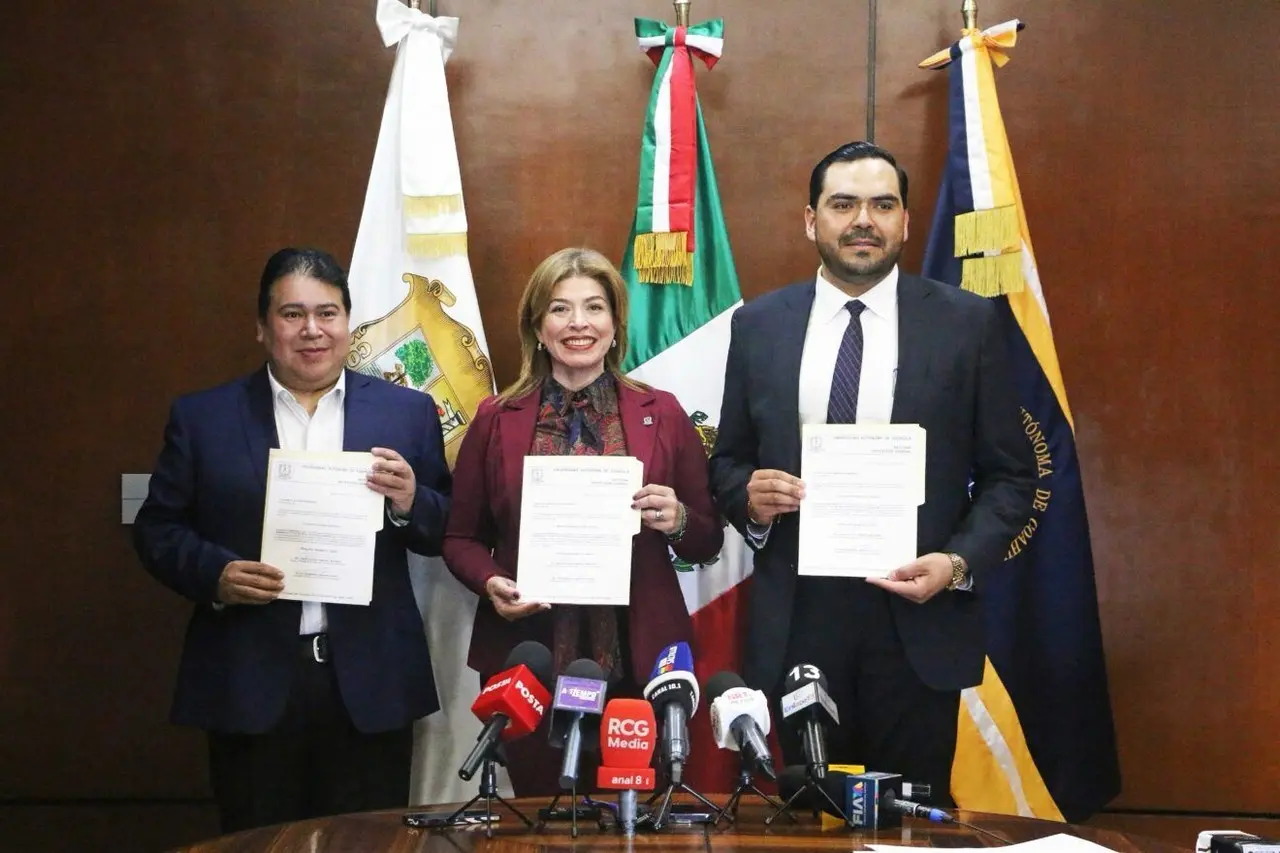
left=747, top=266, right=971, bottom=589
left=798, top=265, right=899, bottom=426
left=267, top=367, right=346, bottom=635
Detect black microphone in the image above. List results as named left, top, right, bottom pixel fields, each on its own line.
left=641, top=642, right=699, bottom=785
left=778, top=765, right=937, bottom=826
left=780, top=663, right=839, bottom=780
left=882, top=791, right=953, bottom=824
left=547, top=658, right=608, bottom=791
left=457, top=640, right=554, bottom=781
left=706, top=670, right=776, bottom=781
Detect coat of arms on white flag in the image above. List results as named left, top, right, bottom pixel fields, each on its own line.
left=347, top=0, right=498, bottom=805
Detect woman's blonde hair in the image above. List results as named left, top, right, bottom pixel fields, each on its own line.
left=497, top=247, right=642, bottom=404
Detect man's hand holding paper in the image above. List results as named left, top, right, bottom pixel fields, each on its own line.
left=260, top=448, right=385, bottom=606
left=797, top=423, right=927, bottom=580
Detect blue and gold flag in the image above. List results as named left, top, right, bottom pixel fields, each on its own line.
left=920, top=20, right=1121, bottom=821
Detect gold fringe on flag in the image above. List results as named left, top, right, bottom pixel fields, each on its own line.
left=961, top=252, right=1024, bottom=296
left=633, top=231, right=694, bottom=286
left=407, top=232, right=468, bottom=258
left=403, top=193, right=465, bottom=219
left=954, top=206, right=1019, bottom=256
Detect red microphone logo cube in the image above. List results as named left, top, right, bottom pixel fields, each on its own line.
left=469, top=664, right=550, bottom=739
left=596, top=698, right=656, bottom=790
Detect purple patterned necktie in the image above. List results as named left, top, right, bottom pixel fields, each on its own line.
left=826, top=300, right=867, bottom=424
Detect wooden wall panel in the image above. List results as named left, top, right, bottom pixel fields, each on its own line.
left=1, top=0, right=1277, bottom=824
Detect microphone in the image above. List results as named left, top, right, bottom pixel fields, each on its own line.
left=641, top=642, right=699, bottom=785
left=706, top=670, right=776, bottom=781
left=547, top=658, right=608, bottom=791
left=883, top=791, right=953, bottom=824
left=457, top=640, right=553, bottom=781
left=780, top=663, right=839, bottom=780
left=596, top=698, right=657, bottom=836
left=778, top=766, right=937, bottom=829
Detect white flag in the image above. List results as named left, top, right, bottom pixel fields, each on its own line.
left=347, top=0, right=500, bottom=805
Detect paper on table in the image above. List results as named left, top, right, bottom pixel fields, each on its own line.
left=798, top=424, right=926, bottom=578
left=515, top=455, right=643, bottom=606
left=869, top=834, right=1120, bottom=853
left=261, top=448, right=383, bottom=605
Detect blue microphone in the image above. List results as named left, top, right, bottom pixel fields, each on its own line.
left=641, top=642, right=699, bottom=784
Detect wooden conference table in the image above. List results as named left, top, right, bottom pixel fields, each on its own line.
left=174, top=797, right=1192, bottom=853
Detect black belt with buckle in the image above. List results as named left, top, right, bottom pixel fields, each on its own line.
left=302, top=633, right=330, bottom=664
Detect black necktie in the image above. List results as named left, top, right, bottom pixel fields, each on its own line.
left=826, top=300, right=866, bottom=424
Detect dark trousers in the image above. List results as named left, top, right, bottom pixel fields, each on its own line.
left=206, top=635, right=413, bottom=834
left=774, top=578, right=961, bottom=806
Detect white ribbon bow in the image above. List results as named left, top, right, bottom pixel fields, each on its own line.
left=374, top=0, right=466, bottom=248
left=376, top=0, right=458, bottom=58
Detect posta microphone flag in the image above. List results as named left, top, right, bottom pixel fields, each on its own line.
left=469, top=641, right=553, bottom=739
left=597, top=698, right=657, bottom=791
left=457, top=640, right=553, bottom=780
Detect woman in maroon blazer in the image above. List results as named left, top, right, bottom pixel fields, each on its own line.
left=443, top=247, right=723, bottom=796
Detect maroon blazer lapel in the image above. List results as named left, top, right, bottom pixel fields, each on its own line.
left=496, top=389, right=540, bottom=528
left=617, top=381, right=658, bottom=479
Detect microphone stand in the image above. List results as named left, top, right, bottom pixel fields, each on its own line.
left=765, top=763, right=850, bottom=827
left=647, top=765, right=722, bottom=829
left=714, top=751, right=792, bottom=826
left=444, top=750, right=532, bottom=838
left=537, top=783, right=602, bottom=838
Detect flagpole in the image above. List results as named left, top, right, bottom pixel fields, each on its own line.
left=674, top=0, right=691, bottom=27
left=866, top=0, right=878, bottom=142
left=962, top=0, right=978, bottom=30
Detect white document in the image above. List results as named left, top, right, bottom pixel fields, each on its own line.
left=869, top=834, right=1119, bottom=853
left=261, top=448, right=384, bottom=605
left=798, top=423, right=926, bottom=578
left=515, top=456, right=643, bottom=606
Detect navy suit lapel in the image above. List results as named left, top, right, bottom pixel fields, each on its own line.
left=891, top=274, right=934, bottom=425
left=241, top=366, right=279, bottom=489
left=776, top=282, right=815, bottom=474
left=342, top=369, right=379, bottom=452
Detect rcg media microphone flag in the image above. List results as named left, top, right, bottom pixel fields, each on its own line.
left=619, top=15, right=751, bottom=795
left=347, top=0, right=496, bottom=806
left=919, top=20, right=1120, bottom=821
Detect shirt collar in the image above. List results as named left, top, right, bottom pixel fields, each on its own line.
left=542, top=372, right=616, bottom=415
left=266, top=365, right=346, bottom=404
left=813, top=264, right=900, bottom=323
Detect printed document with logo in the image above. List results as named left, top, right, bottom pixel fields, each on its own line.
left=261, top=448, right=383, bottom=605
left=798, top=424, right=925, bottom=578
left=516, top=456, right=642, bottom=606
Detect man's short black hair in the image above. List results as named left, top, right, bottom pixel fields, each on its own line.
left=809, top=141, right=909, bottom=209
left=256, top=247, right=352, bottom=319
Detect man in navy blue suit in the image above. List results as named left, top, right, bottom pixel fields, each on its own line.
left=134, top=248, right=451, bottom=832
left=710, top=143, right=1035, bottom=802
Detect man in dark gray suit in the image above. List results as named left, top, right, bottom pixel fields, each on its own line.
left=709, top=141, right=1036, bottom=801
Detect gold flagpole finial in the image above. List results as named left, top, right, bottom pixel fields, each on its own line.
left=674, top=0, right=691, bottom=27
left=961, top=0, right=978, bottom=31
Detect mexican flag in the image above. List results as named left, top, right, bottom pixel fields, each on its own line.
left=347, top=0, right=497, bottom=805
left=620, top=16, right=750, bottom=794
